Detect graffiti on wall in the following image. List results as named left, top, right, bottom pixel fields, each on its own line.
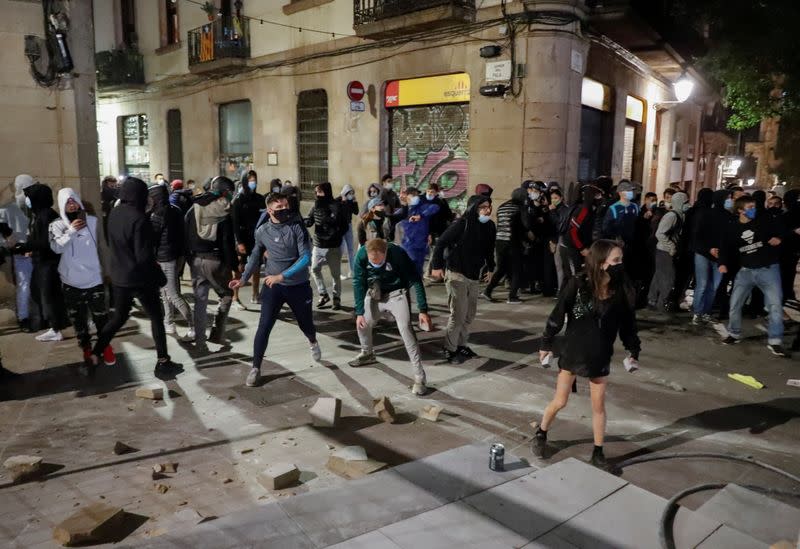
left=390, top=104, right=470, bottom=212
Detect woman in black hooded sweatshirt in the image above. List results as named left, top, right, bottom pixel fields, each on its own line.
left=90, top=177, right=181, bottom=379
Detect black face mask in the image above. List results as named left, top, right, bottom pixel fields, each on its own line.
left=273, top=208, right=292, bottom=223
left=373, top=211, right=385, bottom=219
left=606, top=263, right=625, bottom=284
left=66, top=210, right=82, bottom=222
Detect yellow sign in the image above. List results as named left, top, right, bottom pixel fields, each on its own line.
left=385, top=73, right=471, bottom=108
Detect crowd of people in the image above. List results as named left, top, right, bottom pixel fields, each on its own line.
left=0, top=170, right=797, bottom=466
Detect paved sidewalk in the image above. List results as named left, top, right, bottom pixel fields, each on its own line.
left=1, top=279, right=799, bottom=547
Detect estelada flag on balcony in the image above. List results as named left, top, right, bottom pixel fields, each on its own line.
left=385, top=73, right=470, bottom=108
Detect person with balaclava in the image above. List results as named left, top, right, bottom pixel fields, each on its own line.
left=90, top=177, right=182, bottom=379
left=337, top=184, right=359, bottom=279
left=431, top=195, right=496, bottom=364
left=231, top=172, right=265, bottom=309
left=648, top=191, right=688, bottom=312
left=281, top=182, right=300, bottom=216
left=100, top=176, right=119, bottom=243
left=185, top=176, right=238, bottom=350
left=148, top=183, right=194, bottom=342
left=306, top=182, right=349, bottom=310
left=20, top=183, right=68, bottom=341
left=49, top=188, right=115, bottom=370
left=483, top=187, right=528, bottom=303
left=0, top=174, right=35, bottom=332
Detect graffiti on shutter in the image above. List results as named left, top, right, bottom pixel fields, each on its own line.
left=390, top=104, right=469, bottom=212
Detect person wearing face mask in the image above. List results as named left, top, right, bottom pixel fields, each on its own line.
left=48, top=188, right=115, bottom=370
left=184, top=176, right=238, bottom=351
left=269, top=178, right=283, bottom=195
left=647, top=192, right=688, bottom=312
left=548, top=188, right=568, bottom=291
left=361, top=183, right=382, bottom=216
left=397, top=187, right=439, bottom=275
left=169, top=179, right=194, bottom=216
left=357, top=197, right=387, bottom=244
left=280, top=182, right=301, bottom=216
left=719, top=195, right=787, bottom=357
left=705, top=189, right=740, bottom=320
left=524, top=181, right=557, bottom=296
left=89, top=177, right=182, bottom=379
left=230, top=193, right=320, bottom=387
left=0, top=174, right=35, bottom=332
left=348, top=238, right=430, bottom=396
left=534, top=239, right=640, bottom=470
left=601, top=180, right=639, bottom=249
left=431, top=195, right=495, bottom=363
left=154, top=173, right=166, bottom=186
left=379, top=175, right=401, bottom=241
left=336, top=184, right=359, bottom=279
left=305, top=182, right=350, bottom=310
left=231, top=173, right=265, bottom=309
left=100, top=175, right=119, bottom=244
left=424, top=184, right=453, bottom=264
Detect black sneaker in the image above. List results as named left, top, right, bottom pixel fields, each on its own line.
left=767, top=344, right=789, bottom=357
left=590, top=451, right=609, bottom=471
left=458, top=346, right=478, bottom=359
left=332, top=297, right=341, bottom=311
left=154, top=360, right=184, bottom=380
left=18, top=319, right=32, bottom=333
left=721, top=335, right=740, bottom=345
left=506, top=297, right=522, bottom=304
left=531, top=435, right=548, bottom=458
left=479, top=291, right=494, bottom=302
left=317, top=294, right=330, bottom=308
left=444, top=348, right=464, bottom=364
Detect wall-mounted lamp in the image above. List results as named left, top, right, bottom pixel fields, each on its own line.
left=653, top=75, right=695, bottom=109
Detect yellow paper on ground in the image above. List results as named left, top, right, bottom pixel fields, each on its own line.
left=727, top=373, right=764, bottom=389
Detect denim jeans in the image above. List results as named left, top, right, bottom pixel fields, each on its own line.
left=693, top=253, right=723, bottom=315
left=340, top=226, right=356, bottom=276
left=13, top=255, right=33, bottom=321
left=727, top=264, right=783, bottom=345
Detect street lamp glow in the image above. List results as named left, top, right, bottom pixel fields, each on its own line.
left=673, top=77, right=694, bottom=103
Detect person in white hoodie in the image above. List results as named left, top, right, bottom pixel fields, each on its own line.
left=0, top=174, right=35, bottom=332
left=49, top=188, right=116, bottom=368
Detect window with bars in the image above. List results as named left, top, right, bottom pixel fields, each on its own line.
left=297, top=90, right=329, bottom=200
left=120, top=114, right=150, bottom=181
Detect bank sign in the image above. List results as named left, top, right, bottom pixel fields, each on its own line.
left=385, top=73, right=471, bottom=108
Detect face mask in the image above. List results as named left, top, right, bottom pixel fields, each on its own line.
left=368, top=260, right=385, bottom=269
left=248, top=181, right=257, bottom=191
left=681, top=203, right=690, bottom=213
left=374, top=210, right=385, bottom=218
left=426, top=193, right=435, bottom=201
left=552, top=197, right=561, bottom=206
left=272, top=208, right=292, bottom=223
left=25, top=196, right=32, bottom=209
left=478, top=214, right=491, bottom=223
left=768, top=206, right=782, bottom=213
left=369, top=191, right=378, bottom=198
left=664, top=202, right=673, bottom=210
left=606, top=263, right=625, bottom=283
left=529, top=192, right=540, bottom=201
left=724, top=198, right=733, bottom=210
left=648, top=202, right=656, bottom=210
left=346, top=193, right=355, bottom=201
left=66, top=210, right=81, bottom=222
left=383, top=182, right=393, bottom=190
left=623, top=191, right=634, bottom=200
left=409, top=196, right=420, bottom=206
left=743, top=208, right=756, bottom=220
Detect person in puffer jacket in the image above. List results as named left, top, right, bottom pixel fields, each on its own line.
left=397, top=187, right=439, bottom=275
left=149, top=184, right=194, bottom=342
left=305, top=182, right=349, bottom=309
left=49, top=188, right=115, bottom=369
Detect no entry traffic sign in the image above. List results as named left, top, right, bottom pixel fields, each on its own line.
left=347, top=81, right=365, bottom=101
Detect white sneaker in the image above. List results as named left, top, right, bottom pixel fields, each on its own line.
left=88, top=320, right=96, bottom=333
left=245, top=368, right=260, bottom=387
left=181, top=329, right=196, bottom=342
left=232, top=300, right=246, bottom=312
left=35, top=329, right=63, bottom=342
left=340, top=274, right=351, bottom=280
left=164, top=322, right=177, bottom=334
left=310, top=342, right=322, bottom=362
left=411, top=375, right=427, bottom=396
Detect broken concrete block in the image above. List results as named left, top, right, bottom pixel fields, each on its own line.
left=161, top=462, right=178, bottom=473
left=419, top=404, right=443, bottom=422
left=154, top=483, right=169, bottom=494
left=173, top=508, right=207, bottom=525
left=135, top=386, right=163, bottom=400
left=3, top=455, right=43, bottom=481
left=309, top=397, right=341, bottom=427
left=326, top=446, right=387, bottom=480
left=113, top=442, right=137, bottom=455
left=257, top=463, right=300, bottom=490
left=373, top=396, right=396, bottom=423
left=52, top=503, right=125, bottom=546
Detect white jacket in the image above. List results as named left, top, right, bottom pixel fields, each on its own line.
left=49, top=188, right=103, bottom=289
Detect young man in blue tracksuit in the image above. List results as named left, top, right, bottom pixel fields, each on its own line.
left=397, top=187, right=439, bottom=275
left=230, top=192, right=322, bottom=387
left=601, top=180, right=640, bottom=247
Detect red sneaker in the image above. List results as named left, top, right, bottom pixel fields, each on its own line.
left=83, top=346, right=92, bottom=361
left=102, top=345, right=116, bottom=366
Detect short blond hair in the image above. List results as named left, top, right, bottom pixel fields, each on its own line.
left=365, top=238, right=388, bottom=254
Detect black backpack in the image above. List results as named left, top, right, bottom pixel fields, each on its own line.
left=557, top=204, right=581, bottom=235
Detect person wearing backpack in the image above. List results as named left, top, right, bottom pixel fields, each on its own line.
left=559, top=186, right=598, bottom=279
left=647, top=192, right=688, bottom=311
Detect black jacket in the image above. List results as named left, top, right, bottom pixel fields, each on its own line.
left=695, top=190, right=735, bottom=261
left=231, top=176, right=265, bottom=250
left=184, top=194, right=238, bottom=271
left=494, top=188, right=528, bottom=244
left=428, top=196, right=453, bottom=238
left=686, top=188, right=713, bottom=255
left=22, top=183, right=60, bottom=264
left=148, top=184, right=185, bottom=263
left=431, top=195, right=496, bottom=280
left=107, top=178, right=161, bottom=288
left=305, top=182, right=349, bottom=248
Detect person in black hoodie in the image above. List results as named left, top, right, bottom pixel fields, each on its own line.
left=306, top=182, right=349, bottom=309
left=148, top=184, right=194, bottom=341
left=100, top=176, right=119, bottom=243
left=483, top=187, right=528, bottom=303
left=431, top=195, right=496, bottom=363
left=688, top=188, right=717, bottom=324
left=231, top=173, right=265, bottom=308
left=90, top=177, right=181, bottom=379
left=281, top=182, right=301, bottom=216
left=22, top=183, right=68, bottom=341
left=185, top=176, right=237, bottom=350
left=780, top=189, right=800, bottom=304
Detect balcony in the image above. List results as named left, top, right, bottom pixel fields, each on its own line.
left=95, top=48, right=145, bottom=93
left=188, top=16, right=250, bottom=75
left=353, top=0, right=475, bottom=39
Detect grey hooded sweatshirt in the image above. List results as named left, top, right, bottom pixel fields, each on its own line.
left=655, top=191, right=688, bottom=256
left=241, top=213, right=312, bottom=286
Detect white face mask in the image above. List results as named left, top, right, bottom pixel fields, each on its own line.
left=383, top=182, right=393, bottom=190
left=529, top=192, right=540, bottom=201
left=426, top=193, right=435, bottom=201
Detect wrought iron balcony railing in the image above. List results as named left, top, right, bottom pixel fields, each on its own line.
left=188, top=16, right=250, bottom=67
left=353, top=0, right=475, bottom=26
